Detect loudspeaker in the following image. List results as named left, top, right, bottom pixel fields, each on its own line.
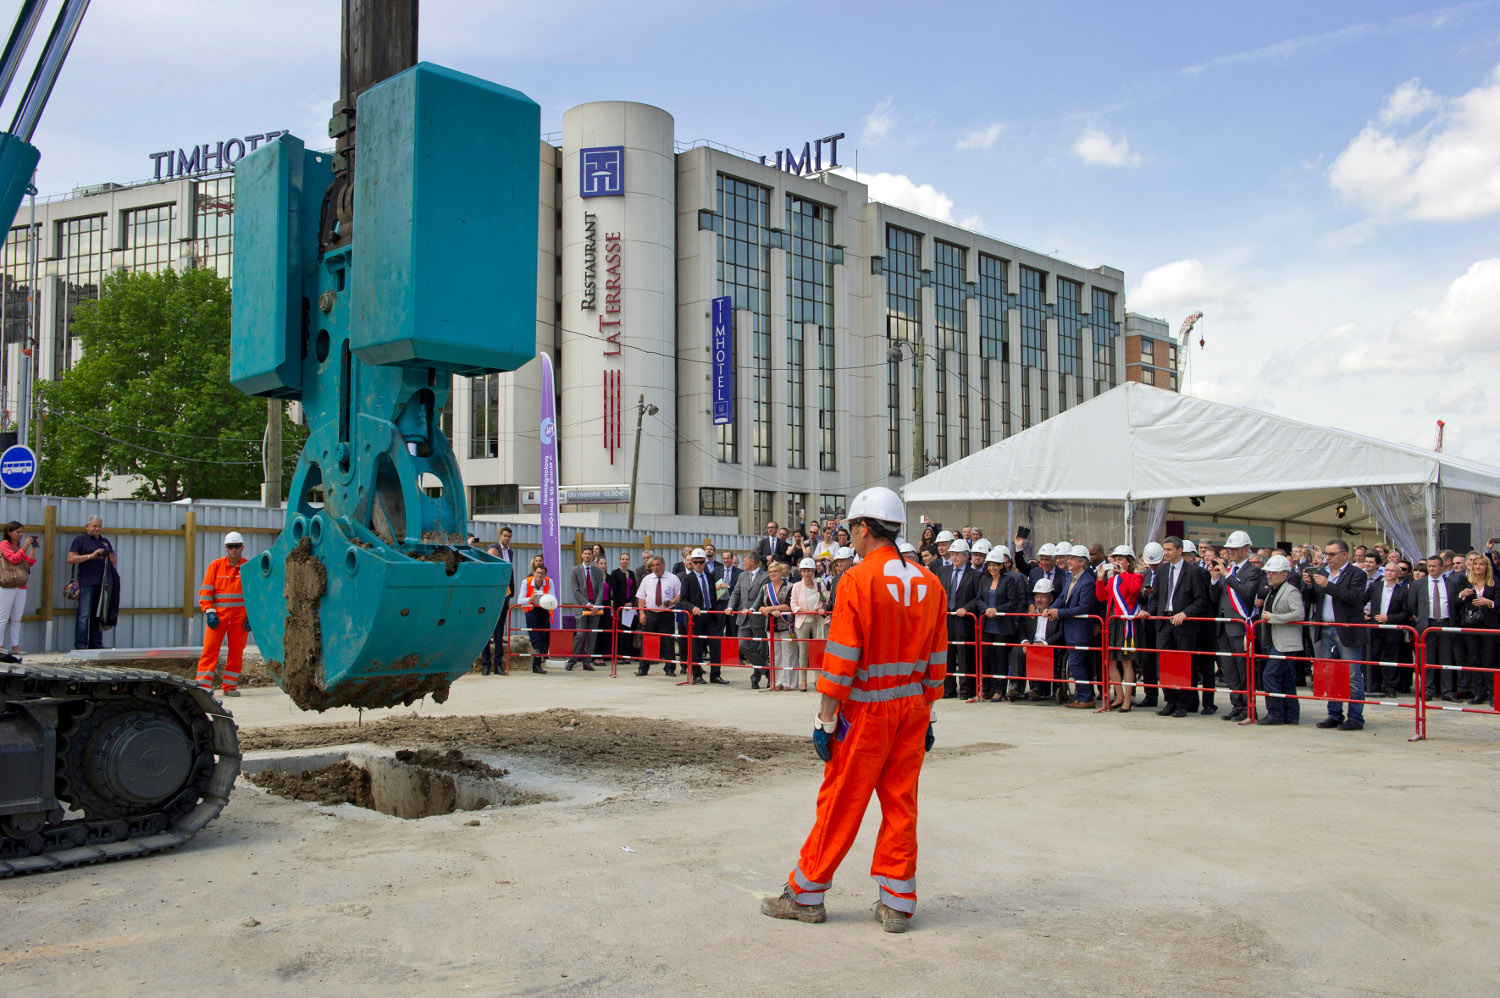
left=1438, top=522, right=1471, bottom=553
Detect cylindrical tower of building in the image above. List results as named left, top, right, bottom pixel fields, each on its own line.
left=558, top=101, right=676, bottom=514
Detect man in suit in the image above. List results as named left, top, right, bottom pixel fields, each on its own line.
left=1049, top=544, right=1100, bottom=707
left=934, top=538, right=982, bottom=698
left=1258, top=555, right=1305, bottom=725
left=1364, top=559, right=1412, bottom=697
left=1148, top=536, right=1211, bottom=718
left=609, top=552, right=639, bottom=665
left=480, top=526, right=515, bottom=675
left=1020, top=543, right=1067, bottom=595
left=1414, top=553, right=1460, bottom=701
left=677, top=548, right=725, bottom=684
left=670, top=545, right=694, bottom=576
left=1307, top=538, right=1371, bottom=731
left=1181, top=540, right=1219, bottom=714
left=728, top=550, right=768, bottom=687
left=567, top=547, right=606, bottom=671
left=1208, top=530, right=1266, bottom=723
left=755, top=521, right=788, bottom=566
left=1017, top=577, right=1065, bottom=700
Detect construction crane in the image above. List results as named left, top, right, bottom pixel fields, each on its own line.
left=1, top=0, right=241, bottom=877
left=1177, top=310, right=1203, bottom=393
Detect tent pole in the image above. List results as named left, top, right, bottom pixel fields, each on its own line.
left=1123, top=499, right=1133, bottom=550
left=1425, top=483, right=1438, bottom=555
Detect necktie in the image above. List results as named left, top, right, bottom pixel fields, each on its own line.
left=586, top=569, right=594, bottom=602
left=949, top=567, right=961, bottom=609
left=655, top=576, right=663, bottom=607
left=699, top=573, right=709, bottom=606
left=1432, top=578, right=1440, bottom=618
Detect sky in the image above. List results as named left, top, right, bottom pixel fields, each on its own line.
left=19, top=0, right=1500, bottom=462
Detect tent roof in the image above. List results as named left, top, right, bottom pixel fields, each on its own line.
left=902, top=382, right=1500, bottom=504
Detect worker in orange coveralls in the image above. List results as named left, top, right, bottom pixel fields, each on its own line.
left=196, top=531, right=249, bottom=697
left=761, top=487, right=947, bottom=933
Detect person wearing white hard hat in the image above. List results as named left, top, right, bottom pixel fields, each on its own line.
left=1208, top=530, right=1265, bottom=723
left=194, top=530, right=250, bottom=695
left=1093, top=545, right=1144, bottom=711
left=519, top=561, right=557, bottom=674
left=1257, top=554, right=1305, bottom=725
left=1018, top=578, right=1065, bottom=701
left=976, top=546, right=1028, bottom=701
left=1134, top=541, right=1166, bottom=707
left=679, top=548, right=724, bottom=685
left=969, top=538, right=992, bottom=572
left=827, top=547, right=855, bottom=618
left=788, top=557, right=828, bottom=692
left=936, top=536, right=982, bottom=698
left=1045, top=544, right=1101, bottom=707
left=898, top=541, right=919, bottom=566
left=935, top=530, right=954, bottom=559
left=1022, top=542, right=1066, bottom=597
left=1145, top=536, right=1211, bottom=717
left=1177, top=539, right=1220, bottom=713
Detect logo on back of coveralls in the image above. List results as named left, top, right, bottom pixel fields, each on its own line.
left=883, top=558, right=927, bottom=606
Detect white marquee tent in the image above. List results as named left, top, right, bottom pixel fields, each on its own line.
left=902, top=383, right=1500, bottom=555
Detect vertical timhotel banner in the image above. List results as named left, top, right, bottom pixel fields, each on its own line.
left=539, top=351, right=562, bottom=629
left=711, top=295, right=734, bottom=425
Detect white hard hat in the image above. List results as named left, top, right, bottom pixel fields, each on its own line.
left=972, top=539, right=993, bottom=554
left=897, top=542, right=916, bottom=555
left=1142, top=542, right=1165, bottom=565
left=935, top=530, right=954, bottom=543
left=1110, top=545, right=1135, bottom=559
left=1053, top=542, right=1071, bottom=556
left=798, top=557, right=816, bottom=570
left=1037, top=543, right=1057, bottom=557
left=691, top=548, right=707, bottom=560
left=993, top=545, right=1012, bottom=561
left=846, top=487, right=905, bottom=530
left=949, top=538, right=970, bottom=554
left=224, top=531, right=244, bottom=546
left=1225, top=530, right=1253, bottom=549
left=1069, top=544, right=1091, bottom=559
left=1032, top=578, right=1055, bottom=594
left=1264, top=554, right=1292, bottom=573
left=1181, top=539, right=1198, bottom=554
left=984, top=547, right=1006, bottom=564
left=537, top=593, right=558, bottom=611
left=837, top=546, right=856, bottom=559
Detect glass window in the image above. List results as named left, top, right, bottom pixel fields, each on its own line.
left=753, top=490, right=776, bottom=533
left=817, top=494, right=845, bottom=520
left=1019, top=265, right=1046, bottom=373
left=1056, top=277, right=1082, bottom=411
left=933, top=240, right=966, bottom=462
left=699, top=488, right=739, bottom=518
left=786, top=492, right=807, bottom=528
left=472, top=484, right=519, bottom=515
left=885, top=225, right=921, bottom=476
left=787, top=195, right=836, bottom=472
left=194, top=177, right=234, bottom=278
left=978, top=254, right=1010, bottom=446
left=1091, top=287, right=1119, bottom=394
left=716, top=174, right=771, bottom=465
left=55, top=215, right=106, bottom=374
left=468, top=373, right=499, bottom=459
left=125, top=204, right=175, bottom=272
left=2, top=224, right=36, bottom=351
left=1139, top=337, right=1154, bottom=365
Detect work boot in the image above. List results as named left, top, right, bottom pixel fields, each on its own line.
left=759, top=888, right=825, bottom=924
left=874, top=901, right=908, bottom=933
left=223, top=689, right=241, bottom=697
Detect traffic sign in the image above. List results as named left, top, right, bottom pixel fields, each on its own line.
left=0, top=444, right=36, bottom=491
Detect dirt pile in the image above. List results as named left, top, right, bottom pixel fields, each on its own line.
left=395, top=747, right=509, bottom=779
left=274, top=536, right=331, bottom=712
left=247, top=760, right=374, bottom=808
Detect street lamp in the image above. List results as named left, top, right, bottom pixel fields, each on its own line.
left=626, top=395, right=658, bottom=529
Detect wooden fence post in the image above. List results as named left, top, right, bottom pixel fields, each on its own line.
left=40, top=505, right=55, bottom=625
left=183, top=510, right=197, bottom=618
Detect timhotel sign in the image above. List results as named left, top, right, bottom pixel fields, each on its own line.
left=148, top=131, right=291, bottom=178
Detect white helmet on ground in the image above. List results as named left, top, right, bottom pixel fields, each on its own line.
left=224, top=531, right=244, bottom=546
left=1110, top=545, right=1134, bottom=559
left=837, top=546, right=856, bottom=560
left=690, top=547, right=707, bottom=560
left=1032, top=578, right=1055, bottom=594
left=1181, top=539, right=1198, bottom=554
left=935, top=530, right=954, bottom=544
left=1141, top=542, right=1165, bottom=565
left=1037, top=543, right=1057, bottom=557
left=1224, top=530, right=1253, bottom=550
left=1069, top=544, right=1091, bottom=559
left=847, top=487, right=905, bottom=532
left=949, top=538, right=970, bottom=554
left=798, top=557, right=816, bottom=570
left=1264, top=554, right=1292, bottom=573
left=972, top=538, right=992, bottom=554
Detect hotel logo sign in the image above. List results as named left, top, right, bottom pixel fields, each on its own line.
left=580, top=146, right=624, bottom=197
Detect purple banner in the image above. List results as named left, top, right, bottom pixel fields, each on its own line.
left=540, top=352, right=562, bottom=629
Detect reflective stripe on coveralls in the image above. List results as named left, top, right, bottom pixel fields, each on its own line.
left=197, top=555, right=248, bottom=691
left=786, top=544, right=947, bottom=917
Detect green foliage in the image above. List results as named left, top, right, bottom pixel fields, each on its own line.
left=35, top=267, right=305, bottom=501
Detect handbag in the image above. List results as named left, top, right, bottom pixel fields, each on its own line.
left=0, top=554, right=27, bottom=589
left=64, top=565, right=79, bottom=601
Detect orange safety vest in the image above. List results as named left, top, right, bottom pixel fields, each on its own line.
left=816, top=545, right=948, bottom=705
left=198, top=556, right=246, bottom=616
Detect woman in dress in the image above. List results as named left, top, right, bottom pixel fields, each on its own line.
left=0, top=521, right=37, bottom=657
left=790, top=557, right=826, bottom=692
left=1095, top=545, right=1144, bottom=712
left=753, top=561, right=796, bottom=690
left=975, top=548, right=1019, bottom=701
left=1457, top=552, right=1497, bottom=706
left=519, top=562, right=554, bottom=674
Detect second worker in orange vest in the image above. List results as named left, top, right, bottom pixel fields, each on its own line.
left=196, top=531, right=250, bottom=697
left=761, top=487, right=948, bottom=933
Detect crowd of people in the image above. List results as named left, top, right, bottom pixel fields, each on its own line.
left=480, top=520, right=1500, bottom=729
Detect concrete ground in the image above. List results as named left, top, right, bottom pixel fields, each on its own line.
left=3, top=661, right=1498, bottom=997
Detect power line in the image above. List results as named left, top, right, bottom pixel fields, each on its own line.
left=47, top=406, right=267, bottom=443
left=49, top=411, right=297, bottom=468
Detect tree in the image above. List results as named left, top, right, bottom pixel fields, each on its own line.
left=35, top=267, right=306, bottom=501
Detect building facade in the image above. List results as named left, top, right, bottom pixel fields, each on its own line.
left=9, top=101, right=1163, bottom=532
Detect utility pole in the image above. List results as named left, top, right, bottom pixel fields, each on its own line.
left=626, top=394, right=656, bottom=529
left=264, top=398, right=282, bottom=507
left=913, top=337, right=925, bottom=479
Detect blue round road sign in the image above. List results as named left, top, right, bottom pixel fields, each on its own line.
left=1, top=444, right=36, bottom=491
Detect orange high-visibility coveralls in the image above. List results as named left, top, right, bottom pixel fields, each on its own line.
left=786, top=543, right=947, bottom=917
left=196, top=556, right=248, bottom=692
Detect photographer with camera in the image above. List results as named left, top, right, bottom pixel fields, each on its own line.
left=66, top=516, right=119, bottom=650
left=0, top=521, right=39, bottom=658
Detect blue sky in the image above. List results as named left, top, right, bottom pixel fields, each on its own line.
left=26, top=0, right=1500, bottom=460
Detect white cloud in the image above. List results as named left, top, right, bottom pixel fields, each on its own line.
left=854, top=171, right=955, bottom=222
left=1128, top=259, right=1246, bottom=323
left=1315, top=218, right=1378, bottom=250
left=959, top=214, right=984, bottom=232
left=862, top=98, right=896, bottom=145
left=956, top=122, right=1004, bottom=150
left=1328, top=64, right=1500, bottom=221
left=1072, top=129, right=1140, bottom=167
